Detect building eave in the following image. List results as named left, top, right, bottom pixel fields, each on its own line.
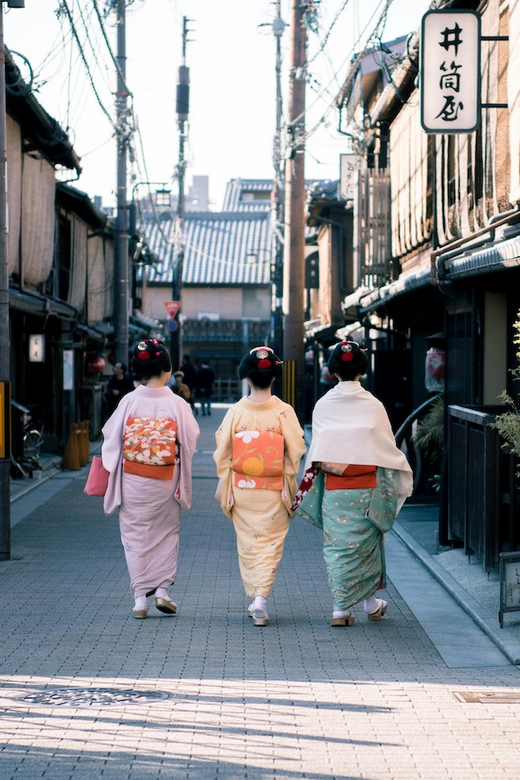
left=6, top=48, right=82, bottom=174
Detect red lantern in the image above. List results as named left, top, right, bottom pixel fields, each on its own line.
left=90, top=357, right=105, bottom=373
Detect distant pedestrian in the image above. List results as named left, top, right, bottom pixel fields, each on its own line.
left=168, top=370, right=191, bottom=401
left=104, top=362, right=135, bottom=418
left=213, top=346, right=306, bottom=626
left=195, top=361, right=215, bottom=416
left=293, top=341, right=413, bottom=627
left=319, top=362, right=337, bottom=397
left=102, top=339, right=200, bottom=619
left=180, top=354, right=198, bottom=416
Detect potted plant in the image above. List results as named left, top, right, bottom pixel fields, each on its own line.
left=491, top=312, right=520, bottom=469
left=412, top=394, right=444, bottom=493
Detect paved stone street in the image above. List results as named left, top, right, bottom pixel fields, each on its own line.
left=2, top=405, right=520, bottom=779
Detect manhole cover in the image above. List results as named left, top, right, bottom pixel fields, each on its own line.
left=20, top=687, right=171, bottom=707
left=453, top=691, right=520, bottom=704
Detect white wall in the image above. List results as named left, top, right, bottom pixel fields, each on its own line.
left=140, top=284, right=270, bottom=321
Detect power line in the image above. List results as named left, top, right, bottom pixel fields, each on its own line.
left=92, top=0, right=133, bottom=98
left=59, top=0, right=117, bottom=131
left=307, top=0, right=351, bottom=66
left=288, top=0, right=399, bottom=151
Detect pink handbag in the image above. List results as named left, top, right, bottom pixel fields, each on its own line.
left=84, top=455, right=110, bottom=497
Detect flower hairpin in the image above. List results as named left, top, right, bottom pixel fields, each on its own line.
left=340, top=342, right=355, bottom=362
left=137, top=341, right=150, bottom=360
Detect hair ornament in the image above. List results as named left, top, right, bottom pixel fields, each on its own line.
left=136, top=341, right=150, bottom=360
left=256, top=349, right=270, bottom=361
left=340, top=342, right=354, bottom=362
left=250, top=346, right=273, bottom=357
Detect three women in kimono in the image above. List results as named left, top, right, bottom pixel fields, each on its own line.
left=213, top=346, right=306, bottom=626
left=102, top=339, right=200, bottom=619
left=299, top=341, right=413, bottom=626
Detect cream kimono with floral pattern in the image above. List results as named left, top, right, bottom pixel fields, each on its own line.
left=213, top=395, right=305, bottom=600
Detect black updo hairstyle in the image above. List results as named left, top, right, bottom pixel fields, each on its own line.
left=132, top=339, right=172, bottom=380
left=238, top=346, right=283, bottom=389
left=328, top=341, right=368, bottom=381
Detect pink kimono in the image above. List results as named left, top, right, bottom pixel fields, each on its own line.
left=102, top=385, right=200, bottom=598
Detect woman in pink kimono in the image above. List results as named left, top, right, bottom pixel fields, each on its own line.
left=213, top=347, right=306, bottom=626
left=102, top=339, right=200, bottom=619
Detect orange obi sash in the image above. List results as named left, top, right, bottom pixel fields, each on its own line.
left=123, top=417, right=178, bottom=480
left=324, top=464, right=377, bottom=490
left=232, top=429, right=284, bottom=490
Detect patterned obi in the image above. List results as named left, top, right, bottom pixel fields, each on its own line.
left=123, top=417, right=178, bottom=480
left=232, top=429, right=284, bottom=490
left=323, top=464, right=377, bottom=491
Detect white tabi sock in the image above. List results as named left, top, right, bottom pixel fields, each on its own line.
left=364, top=595, right=381, bottom=614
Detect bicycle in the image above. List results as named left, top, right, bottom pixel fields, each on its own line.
left=10, top=406, right=44, bottom=478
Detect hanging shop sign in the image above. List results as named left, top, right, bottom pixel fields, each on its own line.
left=339, top=154, right=364, bottom=201
left=29, top=334, right=45, bottom=363
left=420, top=9, right=481, bottom=134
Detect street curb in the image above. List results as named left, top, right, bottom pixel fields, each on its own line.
left=392, top=522, right=520, bottom=666
left=9, top=465, right=61, bottom=503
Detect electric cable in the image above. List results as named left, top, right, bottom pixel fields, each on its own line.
left=289, top=0, right=399, bottom=150
left=307, top=0, right=352, bottom=66
left=287, top=0, right=390, bottom=136
left=93, top=0, right=133, bottom=98
left=59, top=0, right=117, bottom=131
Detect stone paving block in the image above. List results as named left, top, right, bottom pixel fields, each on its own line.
left=3, top=409, right=520, bottom=780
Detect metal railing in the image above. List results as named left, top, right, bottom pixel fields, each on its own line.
left=183, top=318, right=270, bottom=343
left=447, top=405, right=520, bottom=571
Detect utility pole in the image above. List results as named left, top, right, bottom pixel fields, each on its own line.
left=113, top=0, right=130, bottom=364
left=170, top=16, right=191, bottom=370
left=271, top=1, right=285, bottom=358
left=0, top=0, right=25, bottom=562
left=283, top=0, right=306, bottom=420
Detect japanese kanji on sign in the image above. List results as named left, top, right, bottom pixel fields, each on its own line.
left=420, top=10, right=481, bottom=134
left=339, top=154, right=364, bottom=201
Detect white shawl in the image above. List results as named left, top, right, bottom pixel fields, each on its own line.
left=305, top=381, right=413, bottom=512
left=101, top=385, right=200, bottom=515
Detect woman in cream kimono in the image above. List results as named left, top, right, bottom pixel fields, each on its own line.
left=102, top=339, right=200, bottom=619
left=296, top=341, right=413, bottom=627
left=214, top=347, right=305, bottom=626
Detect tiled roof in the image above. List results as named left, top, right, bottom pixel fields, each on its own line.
left=222, top=178, right=273, bottom=212
left=137, top=210, right=272, bottom=286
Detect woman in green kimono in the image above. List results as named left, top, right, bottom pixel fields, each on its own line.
left=295, top=341, right=413, bottom=627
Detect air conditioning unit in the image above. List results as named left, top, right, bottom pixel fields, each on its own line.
left=197, top=313, right=220, bottom=321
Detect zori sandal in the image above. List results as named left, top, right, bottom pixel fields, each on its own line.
left=155, top=596, right=177, bottom=615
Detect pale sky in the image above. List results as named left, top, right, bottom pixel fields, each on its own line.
left=3, top=0, right=429, bottom=210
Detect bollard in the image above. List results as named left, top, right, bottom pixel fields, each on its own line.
left=62, top=423, right=81, bottom=471
left=79, top=420, right=90, bottom=466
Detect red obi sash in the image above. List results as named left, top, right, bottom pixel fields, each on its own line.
left=123, top=417, right=178, bottom=480
left=324, top=464, right=377, bottom=490
left=232, top=429, right=284, bottom=490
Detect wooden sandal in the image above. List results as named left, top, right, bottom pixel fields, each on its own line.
left=367, top=602, right=387, bottom=621
left=330, top=612, right=355, bottom=627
